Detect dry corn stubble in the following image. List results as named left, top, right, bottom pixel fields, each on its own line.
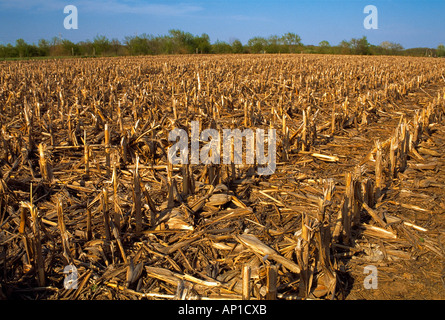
left=0, top=54, right=444, bottom=300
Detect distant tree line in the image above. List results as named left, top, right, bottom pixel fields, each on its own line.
left=1, top=30, right=444, bottom=59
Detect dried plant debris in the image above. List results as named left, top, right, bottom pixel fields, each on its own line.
left=0, top=54, right=445, bottom=300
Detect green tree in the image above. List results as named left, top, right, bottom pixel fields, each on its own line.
left=61, top=39, right=80, bottom=56
left=194, top=33, right=211, bottom=53
left=379, top=41, right=404, bottom=55
left=248, top=36, right=268, bottom=53
left=110, top=38, right=122, bottom=55
left=124, top=34, right=151, bottom=55
left=15, top=38, right=28, bottom=57
left=280, top=32, right=302, bottom=53
left=13, top=39, right=39, bottom=57
left=78, top=40, right=94, bottom=56
left=318, top=40, right=331, bottom=54
left=350, top=36, right=370, bottom=55
left=437, top=44, right=445, bottom=57
left=38, top=39, right=50, bottom=56
left=0, top=44, right=18, bottom=58
left=338, top=40, right=351, bottom=54
left=49, top=36, right=64, bottom=56
left=231, top=39, right=244, bottom=53
left=93, top=35, right=111, bottom=56
left=266, top=35, right=280, bottom=53
left=168, top=29, right=195, bottom=53
left=77, top=40, right=94, bottom=56
left=212, top=40, right=232, bottom=54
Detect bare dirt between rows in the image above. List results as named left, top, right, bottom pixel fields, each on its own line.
left=337, top=83, right=445, bottom=299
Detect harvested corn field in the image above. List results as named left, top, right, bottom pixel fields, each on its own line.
left=0, top=54, right=445, bottom=300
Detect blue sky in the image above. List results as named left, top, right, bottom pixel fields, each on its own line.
left=0, top=0, right=443, bottom=48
